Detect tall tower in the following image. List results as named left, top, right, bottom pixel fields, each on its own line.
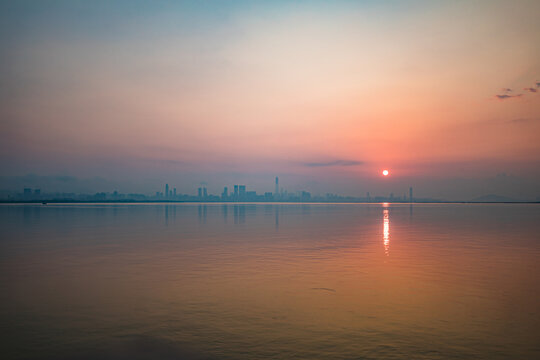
left=165, top=184, right=169, bottom=198
left=275, top=177, right=279, bottom=196
left=409, top=187, right=413, bottom=202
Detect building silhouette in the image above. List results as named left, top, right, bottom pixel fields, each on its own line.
left=222, top=186, right=228, bottom=199
left=239, top=185, right=246, bottom=198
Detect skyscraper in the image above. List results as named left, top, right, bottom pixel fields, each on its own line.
left=239, top=185, right=246, bottom=198
left=203, top=187, right=207, bottom=198
left=198, top=187, right=202, bottom=198
left=165, top=184, right=169, bottom=198
left=222, top=187, right=228, bottom=199
left=409, top=187, right=413, bottom=202
left=275, top=177, right=279, bottom=196
left=234, top=185, right=239, bottom=198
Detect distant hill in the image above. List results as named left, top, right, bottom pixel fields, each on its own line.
left=470, top=194, right=519, bottom=202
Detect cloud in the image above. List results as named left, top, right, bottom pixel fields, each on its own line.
left=507, top=118, right=530, bottom=124
left=523, top=87, right=537, bottom=93
left=304, top=160, right=363, bottom=167
left=501, top=88, right=512, bottom=92
left=536, top=81, right=540, bottom=88
left=506, top=118, right=539, bottom=124
left=495, top=94, right=522, bottom=100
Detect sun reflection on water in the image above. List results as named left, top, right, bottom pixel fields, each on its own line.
left=383, top=209, right=389, bottom=256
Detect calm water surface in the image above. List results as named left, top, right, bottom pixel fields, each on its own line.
left=1, top=203, right=539, bottom=359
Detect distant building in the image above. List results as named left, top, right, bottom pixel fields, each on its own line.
left=165, top=184, right=169, bottom=198
left=203, top=187, right=208, bottom=198
left=93, top=192, right=107, bottom=200
left=198, top=187, right=202, bottom=198
left=173, top=188, right=176, bottom=197
left=222, top=187, right=228, bottom=199
left=24, top=188, right=32, bottom=196
left=34, top=189, right=40, bottom=196
left=234, top=185, right=239, bottom=198
left=239, top=185, right=246, bottom=198
left=275, top=177, right=279, bottom=196
left=409, top=187, right=413, bottom=202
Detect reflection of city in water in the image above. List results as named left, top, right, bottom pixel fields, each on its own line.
left=383, top=208, right=390, bottom=256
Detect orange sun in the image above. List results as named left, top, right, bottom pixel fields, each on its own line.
left=382, top=169, right=389, bottom=176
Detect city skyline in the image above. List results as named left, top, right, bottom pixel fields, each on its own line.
left=0, top=170, right=538, bottom=202
left=3, top=174, right=531, bottom=203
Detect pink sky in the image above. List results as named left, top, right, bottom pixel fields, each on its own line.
left=1, top=1, right=539, bottom=199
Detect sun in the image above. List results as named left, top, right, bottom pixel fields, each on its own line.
left=382, top=169, right=389, bottom=176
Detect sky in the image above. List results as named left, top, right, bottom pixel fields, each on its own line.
left=1, top=0, right=539, bottom=200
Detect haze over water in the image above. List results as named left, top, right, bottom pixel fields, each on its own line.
left=2, top=203, right=539, bottom=359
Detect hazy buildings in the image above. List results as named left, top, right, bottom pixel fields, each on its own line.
left=222, top=187, right=228, bottom=199
left=239, top=185, right=246, bottom=198
left=7, top=178, right=426, bottom=203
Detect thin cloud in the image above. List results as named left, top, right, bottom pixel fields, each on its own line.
left=501, top=88, right=512, bottom=92
left=506, top=118, right=538, bottom=124
left=304, top=160, right=363, bottom=167
left=507, top=118, right=530, bottom=124
left=523, top=87, right=537, bottom=93
left=495, top=94, right=522, bottom=100
left=536, top=81, right=540, bottom=87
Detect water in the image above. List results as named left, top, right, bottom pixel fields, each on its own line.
left=1, top=203, right=539, bottom=359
